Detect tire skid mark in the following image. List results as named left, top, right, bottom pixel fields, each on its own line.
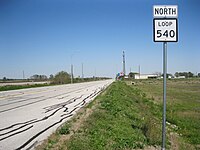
left=80, top=89, right=102, bottom=106
left=63, top=107, right=68, bottom=112
left=0, top=87, right=88, bottom=114
left=0, top=94, right=85, bottom=139
left=0, top=81, right=112, bottom=149
left=0, top=124, right=33, bottom=136
left=73, top=89, right=101, bottom=107
left=0, top=125, right=33, bottom=141
left=90, top=89, right=102, bottom=99
left=15, top=114, right=73, bottom=150
left=43, top=98, right=75, bottom=112
left=60, top=88, right=103, bottom=117
left=74, top=95, right=90, bottom=107
left=61, top=107, right=80, bottom=117
left=81, top=100, right=86, bottom=106
left=68, top=107, right=80, bottom=115
left=0, top=93, right=75, bottom=114
left=0, top=107, right=63, bottom=137
left=0, top=119, right=37, bottom=132
left=44, top=95, right=83, bottom=113
left=26, top=141, right=38, bottom=150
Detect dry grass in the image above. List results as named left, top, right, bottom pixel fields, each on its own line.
left=131, top=78, right=200, bottom=149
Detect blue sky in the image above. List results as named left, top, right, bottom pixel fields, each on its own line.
left=0, top=0, right=199, bottom=79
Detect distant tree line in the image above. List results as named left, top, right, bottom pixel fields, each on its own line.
left=126, top=71, right=200, bottom=79
left=30, top=74, right=48, bottom=81
left=174, top=72, right=195, bottom=78
left=50, top=71, right=111, bottom=84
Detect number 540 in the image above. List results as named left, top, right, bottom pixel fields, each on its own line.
left=157, top=30, right=175, bottom=38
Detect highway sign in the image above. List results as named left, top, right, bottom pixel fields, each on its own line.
left=153, top=5, right=178, bottom=150
left=153, top=5, right=178, bottom=18
left=153, top=18, right=178, bottom=42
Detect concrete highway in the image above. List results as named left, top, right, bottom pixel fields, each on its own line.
left=0, top=80, right=113, bottom=150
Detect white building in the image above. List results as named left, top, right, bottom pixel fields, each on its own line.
left=134, top=74, right=159, bottom=79
left=176, top=76, right=186, bottom=79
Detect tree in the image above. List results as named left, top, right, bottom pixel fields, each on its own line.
left=53, top=71, right=71, bottom=84
left=49, top=74, right=54, bottom=80
left=198, top=73, right=200, bottom=78
left=188, top=72, right=194, bottom=78
left=3, top=77, right=7, bottom=81
left=174, top=72, right=179, bottom=77
left=174, top=72, right=194, bottom=78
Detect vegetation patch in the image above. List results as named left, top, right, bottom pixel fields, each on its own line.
left=132, top=79, right=200, bottom=149
left=38, top=81, right=166, bottom=150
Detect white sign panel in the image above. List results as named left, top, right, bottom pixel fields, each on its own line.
left=153, top=5, right=178, bottom=18
left=154, top=18, right=178, bottom=42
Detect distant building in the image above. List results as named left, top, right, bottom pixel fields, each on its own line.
left=129, top=72, right=159, bottom=79
left=176, top=76, right=186, bottom=79
left=124, top=75, right=129, bottom=79
left=134, top=74, right=159, bottom=79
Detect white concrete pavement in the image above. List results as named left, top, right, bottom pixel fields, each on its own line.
left=0, top=80, right=113, bottom=150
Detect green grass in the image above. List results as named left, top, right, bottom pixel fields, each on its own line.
left=58, top=123, right=71, bottom=135
left=40, top=80, right=200, bottom=150
left=132, top=79, right=200, bottom=149
left=59, top=81, right=163, bottom=150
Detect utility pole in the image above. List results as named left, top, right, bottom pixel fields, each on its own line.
left=70, top=53, right=74, bottom=84
left=23, top=70, right=25, bottom=80
left=94, top=68, right=96, bottom=80
left=82, top=63, right=84, bottom=79
left=123, top=51, right=126, bottom=76
left=71, top=64, right=73, bottom=84
left=139, top=65, right=140, bottom=79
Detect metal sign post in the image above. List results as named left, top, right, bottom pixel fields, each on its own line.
left=153, top=5, right=178, bottom=150
left=162, top=42, right=167, bottom=150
